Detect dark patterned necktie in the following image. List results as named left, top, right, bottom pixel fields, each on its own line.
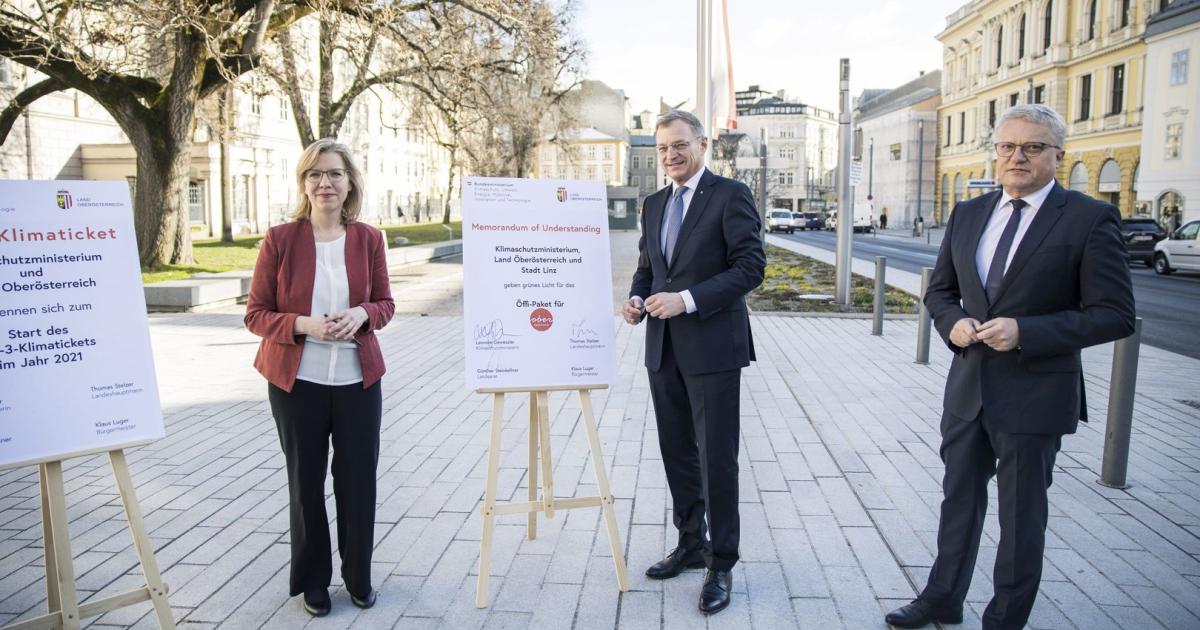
left=985, top=198, right=1027, bottom=303
left=663, top=186, right=687, bottom=265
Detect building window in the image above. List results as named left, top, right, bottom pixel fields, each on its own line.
left=988, top=100, right=997, bottom=128
left=188, top=181, right=205, bottom=223
left=1009, top=93, right=1019, bottom=107
left=1119, top=0, right=1130, bottom=28
left=1159, top=0, right=1171, bottom=11
left=958, top=112, right=966, bottom=144
left=945, top=116, right=952, bottom=146
left=632, top=155, right=640, bottom=169
left=1109, top=64, right=1125, bottom=115
left=1018, top=14, right=1026, bottom=58
left=779, top=147, right=796, bottom=160
left=1166, top=123, right=1183, bottom=159
left=603, top=145, right=612, bottom=160
left=1078, top=74, right=1092, bottom=120
left=587, top=146, right=596, bottom=160
left=233, top=177, right=250, bottom=220
left=889, top=143, right=901, bottom=160
left=995, top=26, right=1004, bottom=69
left=1171, top=50, right=1189, bottom=86
left=278, top=96, right=289, bottom=120
left=1043, top=1, right=1053, bottom=52
left=1086, top=0, right=1098, bottom=41
left=632, top=175, right=641, bottom=187
left=1033, top=84, right=1046, bottom=104
left=250, top=93, right=262, bottom=116
left=777, top=172, right=794, bottom=185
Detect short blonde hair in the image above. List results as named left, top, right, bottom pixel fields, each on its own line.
left=290, top=138, right=365, bottom=223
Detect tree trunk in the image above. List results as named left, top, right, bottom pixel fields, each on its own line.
left=133, top=137, right=194, bottom=267
left=219, top=86, right=234, bottom=242
left=442, top=144, right=457, bottom=225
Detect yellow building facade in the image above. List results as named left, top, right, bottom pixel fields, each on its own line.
left=934, top=0, right=1173, bottom=222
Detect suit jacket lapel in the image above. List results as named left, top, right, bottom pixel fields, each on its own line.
left=667, top=169, right=716, bottom=271
left=646, top=186, right=670, bottom=268
left=992, top=182, right=1066, bottom=304
left=965, top=189, right=1003, bottom=301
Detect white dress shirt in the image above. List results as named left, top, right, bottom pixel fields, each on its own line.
left=975, top=178, right=1056, bottom=288
left=296, top=234, right=364, bottom=385
left=656, top=166, right=707, bottom=314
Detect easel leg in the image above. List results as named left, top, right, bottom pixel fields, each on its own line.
left=42, top=461, right=82, bottom=629
left=476, top=393, right=505, bottom=608
left=110, top=450, right=176, bottom=629
left=536, top=391, right=554, bottom=518
left=578, top=390, right=630, bottom=591
left=527, top=392, right=538, bottom=540
left=39, top=465, right=61, bottom=616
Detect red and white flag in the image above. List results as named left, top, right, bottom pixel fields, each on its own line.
left=710, top=0, right=736, bottom=136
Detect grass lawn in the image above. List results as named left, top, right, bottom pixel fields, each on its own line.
left=749, top=244, right=919, bottom=314
left=141, top=221, right=463, bottom=284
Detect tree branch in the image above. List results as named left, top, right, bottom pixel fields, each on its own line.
left=0, top=77, right=66, bottom=144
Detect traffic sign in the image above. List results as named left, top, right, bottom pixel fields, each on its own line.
left=967, top=178, right=998, bottom=188
left=849, top=160, right=863, bottom=186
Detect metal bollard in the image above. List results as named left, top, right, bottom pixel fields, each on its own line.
left=926, top=229, right=931, bottom=245
left=915, top=267, right=932, bottom=364
left=872, top=256, right=886, bottom=335
left=1099, top=317, right=1143, bottom=489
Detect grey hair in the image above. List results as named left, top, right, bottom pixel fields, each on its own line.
left=993, top=104, right=1066, bottom=148
left=656, top=109, right=705, bottom=138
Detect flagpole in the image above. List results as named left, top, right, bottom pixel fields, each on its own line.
left=696, top=0, right=712, bottom=161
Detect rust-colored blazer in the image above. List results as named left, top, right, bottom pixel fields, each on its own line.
left=245, top=220, right=395, bottom=392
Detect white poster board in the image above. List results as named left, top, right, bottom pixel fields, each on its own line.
left=0, top=180, right=165, bottom=469
left=462, top=177, right=616, bottom=390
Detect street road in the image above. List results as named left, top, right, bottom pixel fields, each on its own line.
left=781, top=230, right=1200, bottom=360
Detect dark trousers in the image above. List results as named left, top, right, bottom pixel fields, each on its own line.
left=647, top=326, right=742, bottom=571
left=920, top=410, right=1062, bottom=630
left=269, top=379, right=381, bottom=598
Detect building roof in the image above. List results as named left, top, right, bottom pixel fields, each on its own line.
left=855, top=71, right=941, bottom=123
left=553, top=127, right=622, bottom=142
left=1144, top=0, right=1200, bottom=39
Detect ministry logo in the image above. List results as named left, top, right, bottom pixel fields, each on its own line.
left=56, top=189, right=73, bottom=210
left=555, top=187, right=567, bottom=203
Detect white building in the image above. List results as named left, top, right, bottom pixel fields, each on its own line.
left=1137, top=0, right=1200, bottom=228
left=853, top=71, right=941, bottom=229
left=734, top=92, right=838, bottom=212
left=0, top=24, right=452, bottom=240
left=535, top=128, right=628, bottom=186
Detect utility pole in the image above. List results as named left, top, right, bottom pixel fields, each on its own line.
left=916, top=118, right=925, bottom=229
left=835, top=59, right=853, bottom=305
left=867, top=137, right=874, bottom=203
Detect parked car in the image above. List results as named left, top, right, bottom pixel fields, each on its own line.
left=767, top=209, right=794, bottom=234
left=1153, top=220, right=1200, bottom=275
left=825, top=215, right=837, bottom=231
left=1120, top=216, right=1168, bottom=267
left=794, top=211, right=825, bottom=231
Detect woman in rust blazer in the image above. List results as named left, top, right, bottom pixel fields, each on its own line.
left=245, top=138, right=394, bottom=617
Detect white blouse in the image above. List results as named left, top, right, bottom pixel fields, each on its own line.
left=296, top=234, right=364, bottom=385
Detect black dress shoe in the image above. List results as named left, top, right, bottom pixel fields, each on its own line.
left=350, top=587, right=377, bottom=609
left=884, top=599, right=963, bottom=628
left=645, top=547, right=705, bottom=579
left=698, top=569, right=732, bottom=614
left=302, top=588, right=331, bottom=617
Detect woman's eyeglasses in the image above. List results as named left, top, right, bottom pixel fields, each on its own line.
left=304, top=168, right=347, bottom=183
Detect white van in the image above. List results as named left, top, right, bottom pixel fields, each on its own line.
left=767, top=209, right=795, bottom=234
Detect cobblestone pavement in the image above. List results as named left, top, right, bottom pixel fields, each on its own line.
left=0, top=232, right=1197, bottom=629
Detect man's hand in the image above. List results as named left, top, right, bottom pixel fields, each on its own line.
left=977, top=317, right=1019, bottom=352
left=645, top=292, right=686, bottom=319
left=949, top=317, right=982, bottom=348
left=622, top=297, right=645, bottom=325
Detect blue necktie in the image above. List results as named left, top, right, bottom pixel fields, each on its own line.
left=663, top=186, right=687, bottom=266
left=984, top=198, right=1027, bottom=303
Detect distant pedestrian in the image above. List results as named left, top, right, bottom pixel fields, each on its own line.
left=245, top=138, right=394, bottom=618
left=879, top=211, right=888, bottom=230
left=885, top=104, right=1135, bottom=629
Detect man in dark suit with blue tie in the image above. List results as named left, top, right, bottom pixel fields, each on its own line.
left=885, top=105, right=1135, bottom=629
left=623, top=109, right=765, bottom=614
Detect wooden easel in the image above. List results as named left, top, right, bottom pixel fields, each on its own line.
left=475, top=385, right=629, bottom=607
left=3, top=449, right=174, bottom=630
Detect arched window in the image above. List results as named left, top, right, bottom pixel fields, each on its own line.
left=1120, top=0, right=1130, bottom=28
left=1087, top=1, right=1098, bottom=41
left=1098, top=159, right=1122, bottom=206
left=1018, top=14, right=1027, bottom=58
left=1069, top=162, right=1089, bottom=192
left=941, top=173, right=950, bottom=217
left=954, top=173, right=964, bottom=205
left=996, top=26, right=1004, bottom=68
left=1043, top=1, right=1053, bottom=52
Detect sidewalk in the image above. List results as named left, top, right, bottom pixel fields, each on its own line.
left=0, top=233, right=1197, bottom=629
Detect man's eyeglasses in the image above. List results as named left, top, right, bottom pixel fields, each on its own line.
left=656, top=138, right=702, bottom=155
left=304, top=168, right=348, bottom=183
left=994, top=142, right=1058, bottom=157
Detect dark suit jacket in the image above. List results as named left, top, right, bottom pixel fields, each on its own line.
left=245, top=220, right=395, bottom=392
left=630, top=169, right=766, bottom=375
left=925, top=182, right=1135, bottom=434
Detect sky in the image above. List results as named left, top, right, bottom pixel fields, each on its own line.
left=574, top=0, right=969, bottom=114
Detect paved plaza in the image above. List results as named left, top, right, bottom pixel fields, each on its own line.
left=1, top=231, right=1198, bottom=629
